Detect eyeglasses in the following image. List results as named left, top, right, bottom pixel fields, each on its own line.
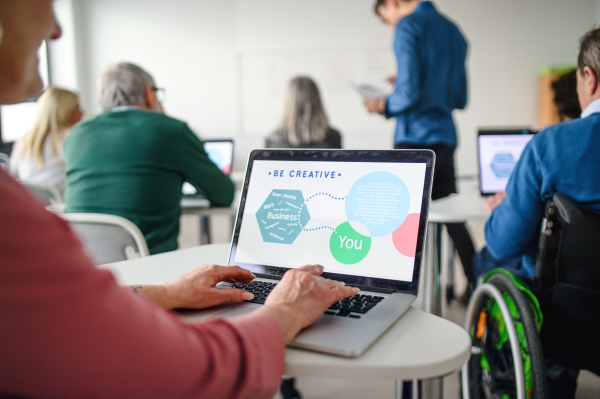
left=151, top=86, right=166, bottom=103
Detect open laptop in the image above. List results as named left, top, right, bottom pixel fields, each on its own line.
left=202, top=149, right=435, bottom=357
left=181, top=139, right=234, bottom=207
left=477, top=129, right=536, bottom=196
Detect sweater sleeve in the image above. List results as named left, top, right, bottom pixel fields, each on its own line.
left=385, top=20, right=422, bottom=118
left=0, top=171, right=284, bottom=399
left=484, top=142, right=544, bottom=259
left=177, top=123, right=235, bottom=207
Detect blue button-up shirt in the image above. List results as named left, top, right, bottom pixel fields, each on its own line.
left=485, top=104, right=600, bottom=279
left=385, top=1, right=468, bottom=146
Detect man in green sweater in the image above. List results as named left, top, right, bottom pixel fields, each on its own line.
left=65, top=63, right=234, bottom=254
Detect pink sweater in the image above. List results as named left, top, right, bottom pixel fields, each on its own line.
left=0, top=171, right=285, bottom=398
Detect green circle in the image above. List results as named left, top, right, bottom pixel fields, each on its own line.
left=329, top=222, right=371, bottom=264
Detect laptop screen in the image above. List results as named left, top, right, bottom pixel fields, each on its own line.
left=229, top=150, right=434, bottom=293
left=182, top=139, right=233, bottom=195
left=478, top=130, right=536, bottom=196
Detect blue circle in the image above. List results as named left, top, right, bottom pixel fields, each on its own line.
left=345, top=172, right=410, bottom=237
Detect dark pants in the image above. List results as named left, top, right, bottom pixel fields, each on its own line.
left=395, top=143, right=477, bottom=286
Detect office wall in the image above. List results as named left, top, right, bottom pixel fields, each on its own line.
left=66, top=0, right=595, bottom=176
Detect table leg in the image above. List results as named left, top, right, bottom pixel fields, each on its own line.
left=445, top=232, right=455, bottom=304
left=422, top=378, right=443, bottom=399
left=199, top=215, right=212, bottom=245
left=424, top=222, right=442, bottom=316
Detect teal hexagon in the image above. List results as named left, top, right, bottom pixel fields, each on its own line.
left=256, top=189, right=310, bottom=244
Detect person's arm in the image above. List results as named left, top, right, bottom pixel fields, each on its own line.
left=177, top=123, right=234, bottom=207
left=0, top=174, right=357, bottom=398
left=484, top=143, right=544, bottom=259
left=452, top=33, right=468, bottom=111
left=384, top=21, right=422, bottom=118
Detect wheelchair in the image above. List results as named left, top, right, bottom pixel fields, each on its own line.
left=462, top=194, right=600, bottom=399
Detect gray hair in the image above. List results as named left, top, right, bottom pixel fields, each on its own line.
left=270, top=76, right=329, bottom=146
left=98, top=62, right=155, bottom=111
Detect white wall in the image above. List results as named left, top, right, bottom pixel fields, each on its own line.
left=63, top=0, right=595, bottom=176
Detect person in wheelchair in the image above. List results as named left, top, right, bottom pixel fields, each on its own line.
left=467, top=27, right=600, bottom=399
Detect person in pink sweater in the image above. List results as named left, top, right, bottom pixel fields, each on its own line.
left=0, top=2, right=358, bottom=398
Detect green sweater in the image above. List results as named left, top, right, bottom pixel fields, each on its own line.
left=64, top=110, right=234, bottom=254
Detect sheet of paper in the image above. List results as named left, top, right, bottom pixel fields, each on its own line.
left=349, top=81, right=389, bottom=99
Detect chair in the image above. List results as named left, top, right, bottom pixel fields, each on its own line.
left=0, top=152, right=9, bottom=171
left=60, top=213, right=150, bottom=265
left=462, top=194, right=600, bottom=399
left=21, top=181, right=62, bottom=205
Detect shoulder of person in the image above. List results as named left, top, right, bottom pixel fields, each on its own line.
left=326, top=127, right=341, bottom=137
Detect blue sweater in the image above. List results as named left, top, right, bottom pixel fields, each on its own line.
left=485, top=113, right=600, bottom=278
left=385, top=1, right=468, bottom=147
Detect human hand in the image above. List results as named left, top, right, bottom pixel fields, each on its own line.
left=136, top=265, right=256, bottom=309
left=256, top=265, right=359, bottom=343
left=364, top=97, right=386, bottom=114
left=483, top=191, right=507, bottom=213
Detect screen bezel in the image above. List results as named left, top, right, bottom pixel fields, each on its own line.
left=477, top=129, right=536, bottom=196
left=228, top=149, right=435, bottom=295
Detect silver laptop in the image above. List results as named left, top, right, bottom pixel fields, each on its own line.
left=213, top=149, right=434, bottom=357
left=181, top=139, right=234, bottom=208
left=477, top=129, right=536, bottom=196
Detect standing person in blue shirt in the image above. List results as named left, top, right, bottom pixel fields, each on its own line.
left=366, top=0, right=476, bottom=302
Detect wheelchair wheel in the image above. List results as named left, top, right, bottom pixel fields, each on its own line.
left=462, top=273, right=548, bottom=399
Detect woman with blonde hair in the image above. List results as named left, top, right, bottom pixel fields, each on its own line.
left=266, top=76, right=342, bottom=148
left=10, top=86, right=83, bottom=193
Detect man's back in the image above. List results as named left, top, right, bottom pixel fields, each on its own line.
left=386, top=2, right=468, bottom=146
left=486, top=114, right=600, bottom=274
left=65, top=110, right=234, bottom=255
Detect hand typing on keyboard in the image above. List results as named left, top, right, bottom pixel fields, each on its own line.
left=254, top=265, right=359, bottom=343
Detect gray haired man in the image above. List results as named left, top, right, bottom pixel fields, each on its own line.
left=64, top=62, right=234, bottom=255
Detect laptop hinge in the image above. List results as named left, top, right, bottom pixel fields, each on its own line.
left=351, top=285, right=395, bottom=294
left=254, top=274, right=402, bottom=295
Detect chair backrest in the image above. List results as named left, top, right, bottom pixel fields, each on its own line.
left=21, top=182, right=62, bottom=205
left=534, top=194, right=600, bottom=374
left=61, top=213, right=150, bottom=265
left=0, top=152, right=9, bottom=171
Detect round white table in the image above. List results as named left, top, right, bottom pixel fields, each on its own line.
left=101, top=243, right=471, bottom=398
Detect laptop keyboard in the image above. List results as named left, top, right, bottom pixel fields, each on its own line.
left=232, top=280, right=384, bottom=319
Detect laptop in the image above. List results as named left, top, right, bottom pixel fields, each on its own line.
left=204, top=149, right=435, bottom=357
left=477, top=129, right=536, bottom=196
left=181, top=139, right=234, bottom=208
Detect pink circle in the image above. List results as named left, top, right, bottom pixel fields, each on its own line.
left=392, top=213, right=421, bottom=257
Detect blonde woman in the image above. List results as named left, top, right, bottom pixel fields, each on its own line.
left=10, top=86, right=83, bottom=193
left=266, top=76, right=342, bottom=148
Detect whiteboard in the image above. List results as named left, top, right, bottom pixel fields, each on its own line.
left=240, top=47, right=397, bottom=136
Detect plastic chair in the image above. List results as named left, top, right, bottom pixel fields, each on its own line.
left=462, top=194, right=600, bottom=399
left=21, top=181, right=62, bottom=205
left=0, top=152, right=9, bottom=172
left=61, top=213, right=150, bottom=265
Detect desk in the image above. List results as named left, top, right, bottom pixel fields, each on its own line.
left=100, top=244, right=471, bottom=399
left=424, top=194, right=488, bottom=316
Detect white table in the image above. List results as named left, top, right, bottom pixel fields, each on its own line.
left=100, top=244, right=471, bottom=399
left=423, top=193, right=488, bottom=316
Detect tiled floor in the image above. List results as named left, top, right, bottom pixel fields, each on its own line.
left=178, top=215, right=600, bottom=398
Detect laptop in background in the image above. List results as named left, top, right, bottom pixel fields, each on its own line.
left=201, top=149, right=435, bottom=357
left=477, top=129, right=536, bottom=196
left=181, top=139, right=234, bottom=208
